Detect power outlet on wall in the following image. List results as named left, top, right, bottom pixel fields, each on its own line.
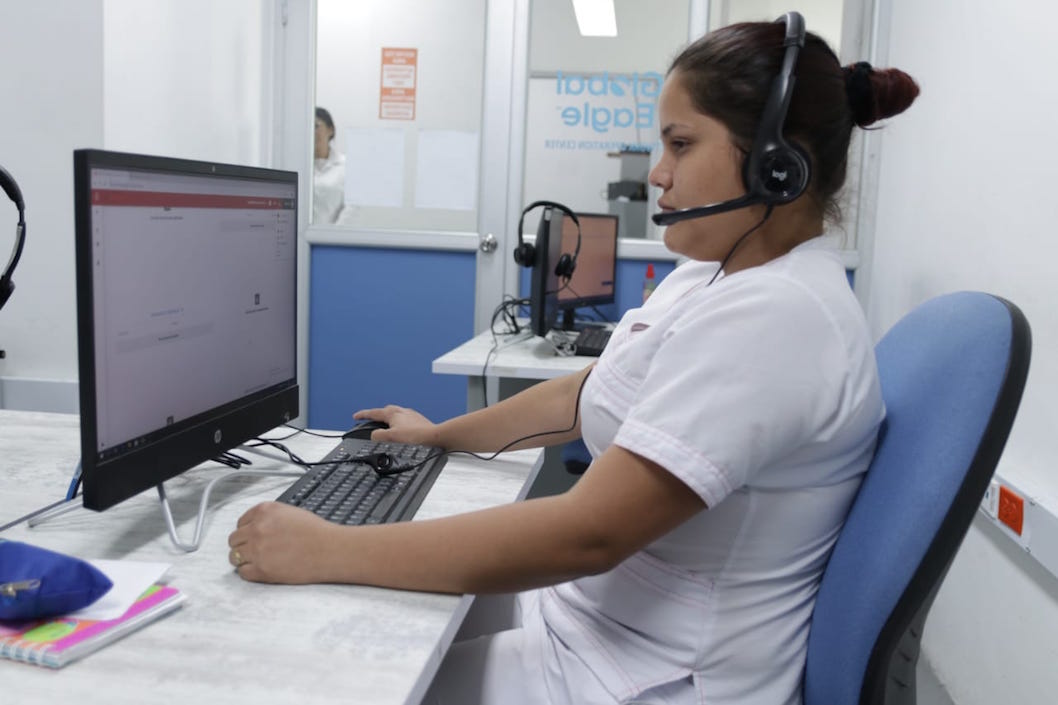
left=998, top=485, right=1026, bottom=536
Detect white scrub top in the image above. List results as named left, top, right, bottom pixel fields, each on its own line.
left=528, top=237, right=885, bottom=704
left=313, top=148, right=346, bottom=224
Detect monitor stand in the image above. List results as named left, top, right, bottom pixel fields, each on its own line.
left=22, top=461, right=301, bottom=553
left=556, top=308, right=607, bottom=333
left=560, top=309, right=577, bottom=331
left=157, top=468, right=302, bottom=552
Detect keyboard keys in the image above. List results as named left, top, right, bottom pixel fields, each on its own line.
left=573, top=327, right=612, bottom=357
left=275, top=437, right=446, bottom=526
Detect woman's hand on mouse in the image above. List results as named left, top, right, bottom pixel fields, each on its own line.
left=353, top=405, right=439, bottom=446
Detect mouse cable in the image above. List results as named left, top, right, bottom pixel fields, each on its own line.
left=490, top=293, right=527, bottom=337
left=278, top=424, right=345, bottom=440
left=544, top=274, right=574, bottom=298
left=245, top=437, right=408, bottom=478
left=210, top=450, right=254, bottom=470
left=245, top=436, right=315, bottom=463
left=481, top=327, right=535, bottom=409
left=483, top=294, right=533, bottom=408
left=244, top=371, right=590, bottom=479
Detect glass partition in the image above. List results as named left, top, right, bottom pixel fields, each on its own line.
left=313, top=0, right=855, bottom=246
left=313, top=0, right=487, bottom=231
left=523, top=0, right=692, bottom=241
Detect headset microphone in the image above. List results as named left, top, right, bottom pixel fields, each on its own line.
left=651, top=11, right=810, bottom=228
left=0, top=164, right=26, bottom=312
left=652, top=193, right=767, bottom=226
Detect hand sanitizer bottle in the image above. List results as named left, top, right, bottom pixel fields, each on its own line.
left=642, top=263, right=656, bottom=303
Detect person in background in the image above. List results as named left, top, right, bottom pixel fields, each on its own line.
left=313, top=106, right=345, bottom=224
left=229, top=15, right=919, bottom=705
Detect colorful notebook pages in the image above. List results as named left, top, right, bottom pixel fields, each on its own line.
left=0, top=583, right=186, bottom=668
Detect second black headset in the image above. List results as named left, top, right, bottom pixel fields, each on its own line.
left=0, top=164, right=26, bottom=312
left=652, top=11, right=810, bottom=226
left=513, top=200, right=581, bottom=279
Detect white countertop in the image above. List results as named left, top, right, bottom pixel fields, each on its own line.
left=432, top=329, right=596, bottom=380
left=0, top=410, right=542, bottom=705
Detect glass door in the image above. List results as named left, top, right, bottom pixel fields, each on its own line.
left=278, top=0, right=522, bottom=426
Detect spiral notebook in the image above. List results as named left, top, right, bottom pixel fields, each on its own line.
left=0, top=584, right=186, bottom=668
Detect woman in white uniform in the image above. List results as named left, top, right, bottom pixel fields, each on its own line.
left=229, top=15, right=919, bottom=705
left=313, top=106, right=346, bottom=224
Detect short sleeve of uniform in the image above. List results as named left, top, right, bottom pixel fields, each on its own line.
left=611, top=274, right=852, bottom=509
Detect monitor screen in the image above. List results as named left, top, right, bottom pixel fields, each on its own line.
left=528, top=210, right=619, bottom=336
left=74, top=149, right=300, bottom=510
left=555, top=212, right=618, bottom=320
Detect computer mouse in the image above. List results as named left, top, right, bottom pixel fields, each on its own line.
left=343, top=419, right=389, bottom=440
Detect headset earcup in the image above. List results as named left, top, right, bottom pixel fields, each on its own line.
left=745, top=144, right=810, bottom=205
left=513, top=242, right=535, bottom=267
left=0, top=277, right=12, bottom=311
left=554, top=253, right=575, bottom=278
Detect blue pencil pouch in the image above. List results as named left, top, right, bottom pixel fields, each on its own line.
left=0, top=540, right=113, bottom=620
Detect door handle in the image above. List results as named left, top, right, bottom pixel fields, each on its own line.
left=479, top=232, right=498, bottom=254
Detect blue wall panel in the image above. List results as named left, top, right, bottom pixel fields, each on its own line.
left=308, top=246, right=475, bottom=431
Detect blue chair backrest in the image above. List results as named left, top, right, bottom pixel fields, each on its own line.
left=803, top=291, right=1031, bottom=705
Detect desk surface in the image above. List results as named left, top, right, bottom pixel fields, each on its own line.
left=0, top=410, right=542, bottom=705
left=432, top=329, right=595, bottom=381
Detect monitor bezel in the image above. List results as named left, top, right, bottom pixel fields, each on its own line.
left=528, top=206, right=564, bottom=338
left=73, top=148, right=300, bottom=511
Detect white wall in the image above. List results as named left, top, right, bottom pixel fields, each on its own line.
left=711, top=0, right=844, bottom=54
left=865, top=1, right=1058, bottom=702
left=0, top=0, right=275, bottom=411
left=0, top=1, right=104, bottom=410
left=103, top=0, right=271, bottom=166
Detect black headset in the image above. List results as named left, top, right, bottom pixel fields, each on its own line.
left=513, top=200, right=581, bottom=279
left=652, top=11, right=810, bottom=226
left=0, top=164, right=26, bottom=312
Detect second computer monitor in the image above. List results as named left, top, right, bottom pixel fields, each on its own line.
left=554, top=212, right=618, bottom=330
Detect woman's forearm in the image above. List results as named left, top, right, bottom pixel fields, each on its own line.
left=324, top=493, right=609, bottom=594
left=433, top=364, right=593, bottom=452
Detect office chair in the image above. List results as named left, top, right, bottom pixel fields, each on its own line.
left=803, top=291, right=1031, bottom=705
left=562, top=438, right=591, bottom=475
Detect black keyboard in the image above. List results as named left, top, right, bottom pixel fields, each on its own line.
left=276, top=438, right=447, bottom=525
left=573, top=327, right=612, bottom=357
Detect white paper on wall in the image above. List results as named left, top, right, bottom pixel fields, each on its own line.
left=345, top=127, right=405, bottom=208
left=414, top=129, right=479, bottom=211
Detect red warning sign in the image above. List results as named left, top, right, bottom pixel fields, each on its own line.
left=379, top=48, right=417, bottom=120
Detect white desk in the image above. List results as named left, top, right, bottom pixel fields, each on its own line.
left=0, top=410, right=542, bottom=705
left=432, top=328, right=596, bottom=413
left=432, top=329, right=593, bottom=381
left=433, top=329, right=597, bottom=498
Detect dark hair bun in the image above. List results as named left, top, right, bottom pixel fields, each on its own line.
left=844, top=62, right=920, bottom=127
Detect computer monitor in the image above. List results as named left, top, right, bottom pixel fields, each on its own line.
left=554, top=212, right=618, bottom=331
left=527, top=205, right=566, bottom=337
left=73, top=149, right=300, bottom=511
left=527, top=210, right=619, bottom=337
